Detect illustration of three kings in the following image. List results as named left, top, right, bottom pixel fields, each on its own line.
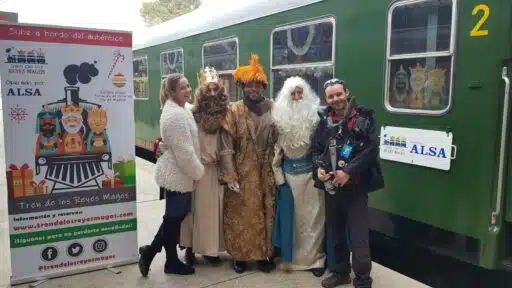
left=157, top=54, right=327, bottom=275
left=35, top=102, right=110, bottom=157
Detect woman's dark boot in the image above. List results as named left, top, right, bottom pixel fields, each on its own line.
left=163, top=218, right=195, bottom=275
left=138, top=222, right=166, bottom=277
left=138, top=245, right=156, bottom=277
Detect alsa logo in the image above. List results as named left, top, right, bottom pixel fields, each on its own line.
left=7, top=87, right=42, bottom=96
left=382, top=134, right=407, bottom=148
left=410, top=144, right=447, bottom=158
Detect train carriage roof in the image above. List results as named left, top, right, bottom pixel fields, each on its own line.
left=133, top=0, right=323, bottom=50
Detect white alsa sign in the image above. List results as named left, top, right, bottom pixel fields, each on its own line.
left=379, top=126, right=456, bottom=171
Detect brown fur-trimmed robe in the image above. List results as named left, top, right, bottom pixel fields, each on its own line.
left=219, top=99, right=278, bottom=261
left=179, top=84, right=230, bottom=256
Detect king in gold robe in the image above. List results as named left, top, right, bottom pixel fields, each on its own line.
left=219, top=54, right=278, bottom=273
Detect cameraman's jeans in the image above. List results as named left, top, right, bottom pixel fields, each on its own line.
left=325, top=186, right=372, bottom=287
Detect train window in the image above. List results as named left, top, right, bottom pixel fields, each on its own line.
left=160, top=48, right=184, bottom=79
left=133, top=56, right=149, bottom=100
left=203, top=38, right=238, bottom=73
left=385, top=0, right=456, bottom=114
left=202, top=37, right=239, bottom=102
left=271, top=17, right=335, bottom=105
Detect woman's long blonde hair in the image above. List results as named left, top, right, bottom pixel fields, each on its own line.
left=160, top=73, right=185, bottom=109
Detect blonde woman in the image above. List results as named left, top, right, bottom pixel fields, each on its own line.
left=138, top=73, right=204, bottom=277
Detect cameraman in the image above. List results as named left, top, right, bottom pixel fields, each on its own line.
left=310, top=79, right=384, bottom=288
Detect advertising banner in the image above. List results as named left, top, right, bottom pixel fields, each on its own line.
left=0, top=23, right=137, bottom=285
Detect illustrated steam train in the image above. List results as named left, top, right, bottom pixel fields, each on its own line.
left=34, top=85, right=112, bottom=193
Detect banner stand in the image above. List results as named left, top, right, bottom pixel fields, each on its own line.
left=1, top=22, right=139, bottom=286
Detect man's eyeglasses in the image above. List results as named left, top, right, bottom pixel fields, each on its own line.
left=323, top=78, right=345, bottom=89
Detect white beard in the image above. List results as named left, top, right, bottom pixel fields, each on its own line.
left=272, top=82, right=320, bottom=149
left=273, top=102, right=319, bottom=149
left=62, top=113, right=83, bottom=134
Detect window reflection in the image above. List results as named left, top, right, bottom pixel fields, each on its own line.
left=272, top=66, right=333, bottom=106
left=133, top=58, right=148, bottom=78
left=390, top=0, right=452, bottom=55
left=203, top=40, right=238, bottom=72
left=133, top=57, right=149, bottom=99
left=160, top=50, right=184, bottom=77
left=271, top=18, right=335, bottom=104
left=388, top=56, right=451, bottom=110
left=272, top=21, right=333, bottom=66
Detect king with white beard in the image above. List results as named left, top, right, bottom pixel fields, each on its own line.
left=271, top=76, right=326, bottom=277
left=60, top=104, right=86, bottom=154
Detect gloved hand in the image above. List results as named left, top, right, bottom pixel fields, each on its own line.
left=227, top=181, right=240, bottom=193
left=157, top=141, right=168, bottom=157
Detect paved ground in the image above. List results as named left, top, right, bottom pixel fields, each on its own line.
left=0, top=100, right=430, bottom=287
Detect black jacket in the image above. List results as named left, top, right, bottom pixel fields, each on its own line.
left=310, top=104, right=384, bottom=194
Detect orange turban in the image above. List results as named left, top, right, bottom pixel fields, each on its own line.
left=233, top=53, right=268, bottom=87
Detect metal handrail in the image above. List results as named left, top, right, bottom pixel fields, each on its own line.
left=491, top=66, right=510, bottom=225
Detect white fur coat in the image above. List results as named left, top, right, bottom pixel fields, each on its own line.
left=154, top=99, right=204, bottom=192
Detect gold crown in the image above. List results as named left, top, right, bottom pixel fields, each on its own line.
left=233, top=53, right=268, bottom=85
left=61, top=104, right=83, bottom=115
left=197, top=66, right=219, bottom=87
left=409, top=63, right=427, bottom=76
left=427, top=67, right=446, bottom=80
left=88, top=107, right=107, bottom=118
left=16, top=49, right=26, bottom=55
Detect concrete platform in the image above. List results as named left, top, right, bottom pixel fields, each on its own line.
left=0, top=99, right=430, bottom=287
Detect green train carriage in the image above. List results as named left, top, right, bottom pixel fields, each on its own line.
left=132, top=0, right=512, bottom=285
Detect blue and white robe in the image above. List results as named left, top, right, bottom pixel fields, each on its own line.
left=271, top=142, right=327, bottom=271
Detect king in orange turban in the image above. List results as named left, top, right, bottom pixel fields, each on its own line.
left=220, top=53, right=278, bottom=273
left=233, top=53, right=268, bottom=89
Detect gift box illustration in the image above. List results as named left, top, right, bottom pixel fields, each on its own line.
left=102, top=173, right=123, bottom=188
left=30, top=180, right=48, bottom=195
left=6, top=163, right=35, bottom=198
left=113, top=157, right=136, bottom=187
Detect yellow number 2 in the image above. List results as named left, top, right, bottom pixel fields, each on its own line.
left=470, top=4, right=490, bottom=37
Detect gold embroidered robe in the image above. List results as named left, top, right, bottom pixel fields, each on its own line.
left=219, top=100, right=278, bottom=261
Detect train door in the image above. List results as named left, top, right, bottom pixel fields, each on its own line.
left=501, top=0, right=512, bottom=268
left=498, top=65, right=510, bottom=224
left=502, top=1, right=512, bottom=224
